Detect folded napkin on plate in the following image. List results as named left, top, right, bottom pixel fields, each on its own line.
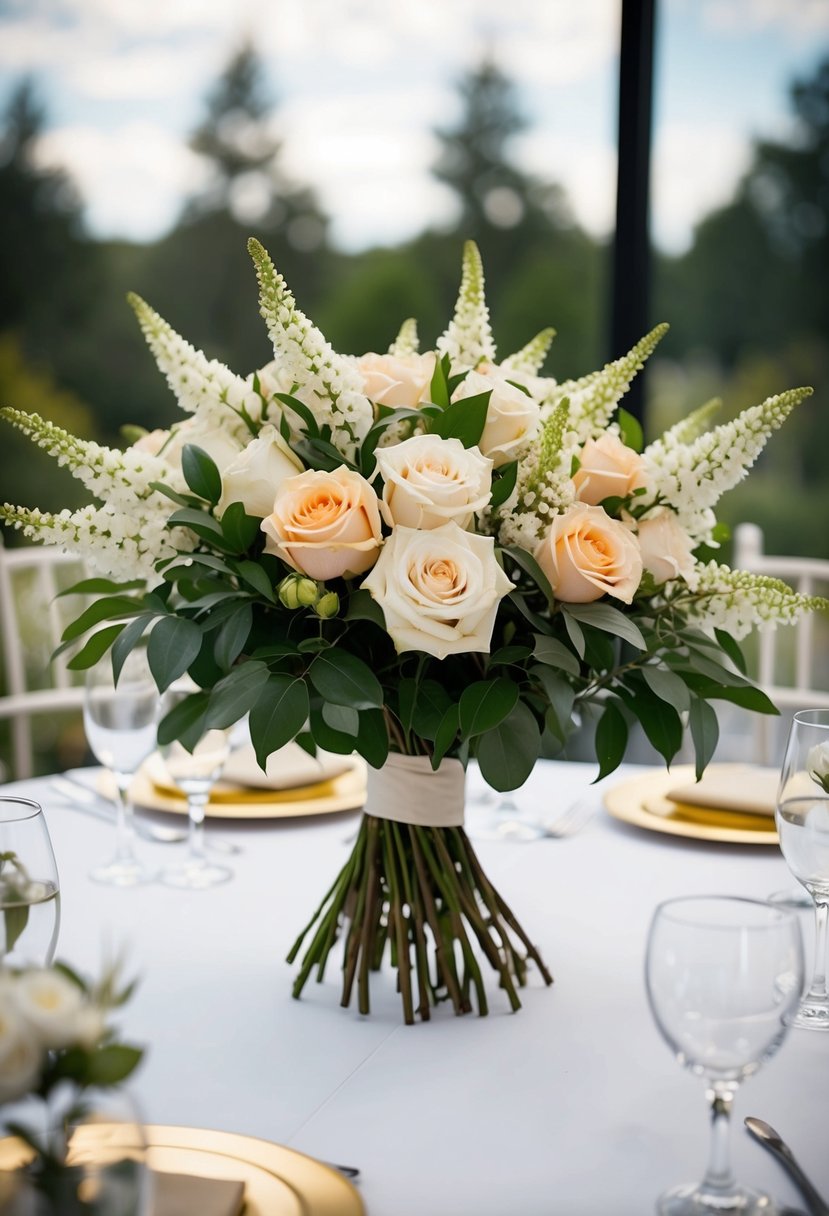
left=145, top=742, right=355, bottom=803
left=153, top=1170, right=245, bottom=1216
left=665, top=764, right=779, bottom=817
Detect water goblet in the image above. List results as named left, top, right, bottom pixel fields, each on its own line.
left=158, top=683, right=233, bottom=889
left=775, top=707, right=829, bottom=1031
left=83, top=649, right=160, bottom=887
left=0, top=797, right=60, bottom=968
left=646, top=895, right=803, bottom=1216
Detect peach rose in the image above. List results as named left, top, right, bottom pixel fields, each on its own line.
left=356, top=352, right=436, bottom=409
left=452, top=369, right=540, bottom=467
left=535, top=503, right=643, bottom=604
left=572, top=433, right=649, bottom=506
left=636, top=509, right=697, bottom=586
left=261, top=466, right=383, bottom=581
left=361, top=522, right=514, bottom=659
left=374, top=434, right=492, bottom=530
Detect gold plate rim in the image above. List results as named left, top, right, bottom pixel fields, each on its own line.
left=97, top=760, right=366, bottom=821
left=604, top=765, right=779, bottom=845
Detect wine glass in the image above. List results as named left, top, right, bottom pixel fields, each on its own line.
left=646, top=896, right=803, bottom=1215
left=157, top=683, right=233, bottom=889
left=83, top=649, right=160, bottom=887
left=775, top=707, right=829, bottom=1031
left=0, top=797, right=60, bottom=968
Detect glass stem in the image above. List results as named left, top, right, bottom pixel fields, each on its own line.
left=113, top=775, right=136, bottom=861
left=807, top=898, right=829, bottom=1000
left=699, top=1085, right=738, bottom=1199
left=187, top=791, right=209, bottom=863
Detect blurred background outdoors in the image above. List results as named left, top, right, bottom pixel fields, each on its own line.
left=0, top=0, right=827, bottom=772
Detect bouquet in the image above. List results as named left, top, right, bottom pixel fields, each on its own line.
left=0, top=960, right=142, bottom=1211
left=1, top=240, right=824, bottom=1023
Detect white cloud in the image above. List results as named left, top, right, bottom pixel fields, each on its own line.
left=701, top=0, right=829, bottom=38
left=65, top=45, right=210, bottom=102
left=516, top=130, right=617, bottom=237
left=651, top=122, right=752, bottom=252
left=31, top=123, right=210, bottom=241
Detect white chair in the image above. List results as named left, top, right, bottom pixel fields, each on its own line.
left=0, top=535, right=89, bottom=780
left=732, top=522, right=829, bottom=765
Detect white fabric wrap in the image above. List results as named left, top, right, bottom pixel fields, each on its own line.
left=364, top=753, right=466, bottom=827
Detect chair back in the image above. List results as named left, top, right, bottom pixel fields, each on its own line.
left=0, top=535, right=89, bottom=779
left=733, top=522, right=829, bottom=764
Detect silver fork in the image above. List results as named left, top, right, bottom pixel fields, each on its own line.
left=537, top=798, right=597, bottom=839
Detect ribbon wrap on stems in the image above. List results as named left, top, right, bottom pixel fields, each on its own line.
left=287, top=753, right=553, bottom=1024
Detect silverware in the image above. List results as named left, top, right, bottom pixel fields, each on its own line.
left=538, top=798, right=597, bottom=838
left=745, top=1117, right=829, bottom=1216
left=50, top=777, right=241, bottom=856
left=325, top=1162, right=360, bottom=1179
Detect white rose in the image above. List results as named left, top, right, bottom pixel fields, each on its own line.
left=452, top=369, right=540, bottom=468
left=807, top=741, right=829, bottom=789
left=12, top=969, right=86, bottom=1050
left=374, top=435, right=492, bottom=531
left=361, top=522, right=514, bottom=660
left=356, top=352, right=436, bottom=409
left=164, top=416, right=245, bottom=475
left=217, top=425, right=305, bottom=518
left=0, top=997, right=41, bottom=1103
left=636, top=509, right=697, bottom=587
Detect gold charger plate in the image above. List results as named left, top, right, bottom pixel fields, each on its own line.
left=98, top=758, right=366, bottom=820
left=604, top=765, right=779, bottom=845
left=0, top=1124, right=364, bottom=1216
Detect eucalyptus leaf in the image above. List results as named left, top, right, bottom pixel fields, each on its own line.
left=594, top=701, right=628, bottom=781
left=458, top=678, right=518, bottom=739
left=532, top=633, right=580, bottom=677
left=308, top=649, right=384, bottom=709
left=66, top=624, right=125, bottom=671
left=147, top=616, right=204, bottom=692
left=249, top=676, right=310, bottom=769
left=689, top=696, right=719, bottom=780
left=213, top=603, right=253, bottom=671
left=357, top=707, right=390, bottom=769
left=204, top=661, right=270, bottom=730
left=476, top=699, right=540, bottom=792
left=563, top=602, right=646, bottom=650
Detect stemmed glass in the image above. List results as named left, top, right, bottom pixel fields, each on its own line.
left=0, top=797, right=60, bottom=967
left=775, top=707, right=829, bottom=1030
left=83, top=649, right=160, bottom=887
left=646, top=896, right=803, bottom=1215
left=158, top=682, right=234, bottom=889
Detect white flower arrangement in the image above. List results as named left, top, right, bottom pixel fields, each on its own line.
left=1, top=239, right=826, bottom=1023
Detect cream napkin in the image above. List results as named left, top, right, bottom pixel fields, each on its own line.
left=665, top=763, right=779, bottom=817
left=153, top=1170, right=245, bottom=1216
left=146, top=741, right=352, bottom=793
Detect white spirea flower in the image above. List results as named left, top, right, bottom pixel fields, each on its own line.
left=679, top=562, right=824, bottom=639
left=436, top=241, right=497, bottom=372
left=500, top=328, right=556, bottom=378
left=374, top=434, right=492, bottom=530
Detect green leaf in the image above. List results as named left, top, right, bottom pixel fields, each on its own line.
left=503, top=545, right=555, bottom=606
left=204, top=661, right=270, bottom=730
left=249, top=676, right=310, bottom=770
left=714, top=628, right=748, bottom=675
left=594, top=701, right=628, bottom=781
left=234, top=559, right=276, bottom=601
left=429, top=391, right=490, bottom=448
left=57, top=577, right=145, bottom=598
left=4, top=903, right=29, bottom=953
left=410, top=679, right=452, bottom=741
left=357, top=707, right=390, bottom=769
left=359, top=407, right=423, bottom=477
left=531, top=665, right=575, bottom=741
left=563, top=603, right=646, bottom=650
left=616, top=407, right=644, bottom=453
left=432, top=704, right=460, bottom=768
left=168, top=507, right=226, bottom=542
left=308, top=649, right=384, bottom=709
left=689, top=696, right=719, bottom=780
left=476, top=699, right=541, bottom=792
left=561, top=611, right=585, bottom=659
left=148, top=480, right=206, bottom=509
left=681, top=676, right=779, bottom=715
left=308, top=704, right=356, bottom=754
left=181, top=443, right=222, bottom=504
left=532, top=633, right=580, bottom=677
left=489, top=460, right=518, bottom=510
left=619, top=683, right=683, bottom=765
left=66, top=624, right=125, bottom=671
left=322, top=702, right=360, bottom=736
left=489, top=644, right=532, bottom=666
left=640, top=665, right=691, bottom=713
left=458, top=678, right=519, bottom=739
left=344, top=588, right=387, bottom=628
left=274, top=392, right=320, bottom=437
left=429, top=353, right=451, bottom=409
left=220, top=502, right=261, bottom=553
left=147, top=616, right=204, bottom=692
left=157, top=691, right=209, bottom=749
left=213, top=603, right=253, bottom=670
left=84, top=1044, right=143, bottom=1087
left=111, top=615, right=154, bottom=684
left=61, top=596, right=143, bottom=643
left=397, top=678, right=417, bottom=733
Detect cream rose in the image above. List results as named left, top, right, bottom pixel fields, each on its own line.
left=11, top=969, right=87, bottom=1050
left=535, top=503, right=643, bottom=604
left=0, top=999, right=41, bottom=1103
left=217, top=425, right=304, bottom=518
left=572, top=433, right=649, bottom=506
left=356, top=352, right=436, bottom=409
left=636, top=509, right=696, bottom=586
left=452, top=369, right=540, bottom=468
left=159, top=416, right=245, bottom=474
left=261, top=466, right=383, bottom=581
left=361, top=522, right=514, bottom=659
left=374, top=435, right=492, bottom=531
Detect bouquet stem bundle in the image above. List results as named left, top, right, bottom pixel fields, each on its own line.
left=288, top=815, right=553, bottom=1024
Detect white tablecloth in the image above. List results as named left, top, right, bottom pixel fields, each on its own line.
left=3, top=761, right=827, bottom=1216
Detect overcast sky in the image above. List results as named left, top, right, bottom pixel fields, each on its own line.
left=1, top=0, right=827, bottom=254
